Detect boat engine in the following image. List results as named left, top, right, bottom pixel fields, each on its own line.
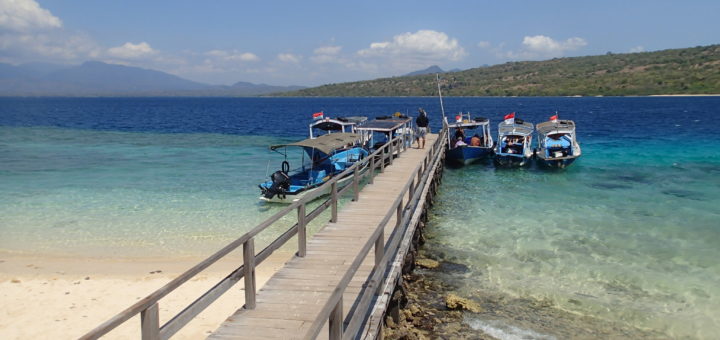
left=261, top=170, right=291, bottom=199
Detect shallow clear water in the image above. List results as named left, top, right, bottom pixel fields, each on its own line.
left=425, top=127, right=720, bottom=337
left=1, top=96, right=719, bottom=337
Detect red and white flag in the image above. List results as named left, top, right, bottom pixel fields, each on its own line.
left=504, top=112, right=515, bottom=124
left=312, top=111, right=324, bottom=120
left=455, top=115, right=462, bottom=123
left=550, top=114, right=558, bottom=122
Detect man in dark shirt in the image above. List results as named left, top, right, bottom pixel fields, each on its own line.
left=415, top=108, right=429, bottom=149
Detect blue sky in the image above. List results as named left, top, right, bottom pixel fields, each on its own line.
left=2, top=0, right=718, bottom=86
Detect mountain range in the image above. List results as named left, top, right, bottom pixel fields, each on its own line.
left=0, top=61, right=305, bottom=96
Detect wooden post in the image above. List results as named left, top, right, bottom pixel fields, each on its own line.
left=243, top=238, right=256, bottom=309
left=395, top=201, right=403, bottom=228
left=388, top=140, right=394, bottom=165
left=352, top=166, right=359, bottom=201
left=374, top=230, right=384, bottom=295
left=409, top=180, right=415, bottom=202
left=140, top=303, right=160, bottom=340
left=331, top=182, right=338, bottom=223
left=380, top=149, right=385, bottom=173
left=369, top=155, right=375, bottom=184
left=329, top=298, right=343, bottom=340
left=297, top=204, right=306, bottom=257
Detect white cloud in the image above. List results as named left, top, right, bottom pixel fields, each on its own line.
left=310, top=45, right=344, bottom=64
left=205, top=49, right=259, bottom=62
left=314, top=46, right=341, bottom=55
left=501, top=35, right=587, bottom=60
left=107, top=42, right=157, bottom=59
left=521, top=35, right=586, bottom=55
left=0, top=0, right=61, bottom=32
left=477, top=41, right=491, bottom=48
left=629, top=45, right=645, bottom=53
left=358, top=30, right=466, bottom=61
left=277, top=53, right=301, bottom=63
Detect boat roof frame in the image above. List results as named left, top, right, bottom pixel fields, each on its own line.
left=270, top=132, right=360, bottom=155
left=536, top=120, right=576, bottom=136
left=498, top=120, right=534, bottom=136
left=355, top=117, right=412, bottom=132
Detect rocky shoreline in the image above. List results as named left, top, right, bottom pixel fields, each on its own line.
left=383, top=248, right=671, bottom=340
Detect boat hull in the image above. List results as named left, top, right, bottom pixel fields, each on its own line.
left=259, top=165, right=364, bottom=203
left=536, top=155, right=579, bottom=169
left=494, top=154, right=531, bottom=167
left=446, top=146, right=492, bottom=165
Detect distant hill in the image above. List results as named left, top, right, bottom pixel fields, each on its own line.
left=404, top=65, right=446, bottom=76
left=0, top=61, right=305, bottom=96
left=280, top=44, right=720, bottom=96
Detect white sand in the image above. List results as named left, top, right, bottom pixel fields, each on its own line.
left=0, top=251, right=293, bottom=339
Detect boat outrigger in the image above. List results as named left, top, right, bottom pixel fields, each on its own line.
left=258, top=133, right=368, bottom=203
left=494, top=113, right=534, bottom=167
left=535, top=115, right=581, bottom=168
left=445, top=113, right=494, bottom=165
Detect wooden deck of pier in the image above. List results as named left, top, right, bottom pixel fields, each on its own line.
left=209, top=134, right=439, bottom=340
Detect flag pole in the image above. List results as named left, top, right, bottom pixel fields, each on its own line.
left=436, top=73, right=446, bottom=121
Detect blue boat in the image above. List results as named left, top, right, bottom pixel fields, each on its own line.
left=494, top=115, right=534, bottom=167
left=535, top=118, right=582, bottom=168
left=258, top=133, right=368, bottom=203
left=444, top=113, right=494, bottom=165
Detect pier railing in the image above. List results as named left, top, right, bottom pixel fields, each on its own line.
left=303, top=125, right=447, bottom=340
left=80, top=131, right=417, bottom=340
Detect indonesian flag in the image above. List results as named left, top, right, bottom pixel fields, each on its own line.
left=455, top=115, right=462, bottom=123
left=550, top=113, right=558, bottom=122
left=312, top=112, right=324, bottom=120
left=504, top=112, right=515, bottom=124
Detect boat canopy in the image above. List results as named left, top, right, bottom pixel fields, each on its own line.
left=498, top=119, right=534, bottom=136
left=310, top=116, right=367, bottom=132
left=446, top=116, right=490, bottom=129
left=270, top=133, right=360, bottom=155
left=356, top=117, right=411, bottom=132
left=536, top=120, right=576, bottom=136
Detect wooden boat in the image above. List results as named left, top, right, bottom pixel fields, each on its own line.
left=494, top=113, right=534, bottom=167
left=535, top=117, right=581, bottom=168
left=258, top=133, right=368, bottom=203
left=445, top=113, right=494, bottom=165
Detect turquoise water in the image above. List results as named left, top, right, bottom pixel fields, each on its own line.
left=424, top=137, right=720, bottom=338
left=0, top=126, right=327, bottom=257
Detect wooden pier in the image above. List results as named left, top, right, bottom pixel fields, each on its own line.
left=81, top=127, right=448, bottom=340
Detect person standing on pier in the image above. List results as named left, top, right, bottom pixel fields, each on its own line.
left=416, top=108, right=429, bottom=149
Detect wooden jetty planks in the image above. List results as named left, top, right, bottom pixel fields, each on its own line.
left=209, top=135, right=437, bottom=340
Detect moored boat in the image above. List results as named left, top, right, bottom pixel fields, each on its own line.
left=494, top=112, right=534, bottom=167
left=535, top=114, right=581, bottom=168
left=445, top=113, right=493, bottom=165
left=258, top=133, right=368, bottom=203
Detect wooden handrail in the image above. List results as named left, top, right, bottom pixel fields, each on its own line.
left=80, top=132, right=412, bottom=340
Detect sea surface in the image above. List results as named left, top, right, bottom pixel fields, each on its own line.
left=1, top=96, right=719, bottom=338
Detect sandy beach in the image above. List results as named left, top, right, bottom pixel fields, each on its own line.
left=0, top=250, right=294, bottom=339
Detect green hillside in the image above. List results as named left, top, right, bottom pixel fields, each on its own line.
left=280, top=44, right=720, bottom=96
